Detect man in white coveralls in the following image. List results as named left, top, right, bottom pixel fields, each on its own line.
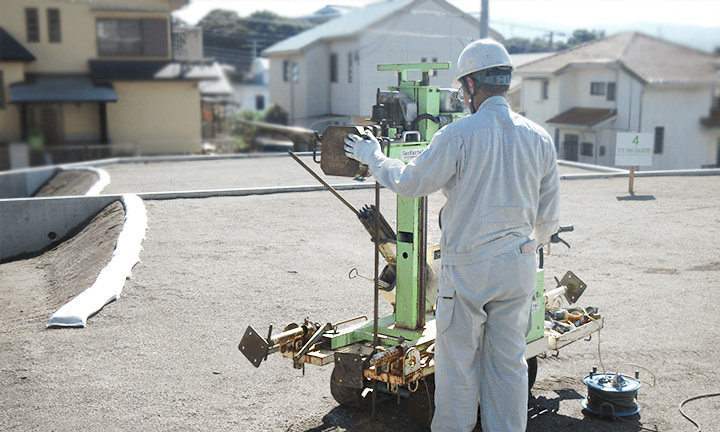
left=344, top=39, right=560, bottom=431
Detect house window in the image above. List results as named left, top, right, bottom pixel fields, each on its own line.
left=330, top=53, right=338, bottom=83
left=554, top=128, right=560, bottom=153
left=283, top=60, right=289, bottom=82
left=563, top=134, right=579, bottom=161
left=716, top=138, right=720, bottom=166
left=97, top=18, right=168, bottom=57
left=654, top=126, right=664, bottom=154
left=421, top=57, right=427, bottom=63
left=26, top=8, right=40, bottom=42
left=348, top=52, right=353, bottom=83
left=0, top=71, right=5, bottom=109
left=542, top=80, right=549, bottom=100
left=590, top=82, right=605, bottom=96
left=432, top=57, right=438, bottom=76
left=291, top=63, right=299, bottom=83
left=599, top=145, right=606, bottom=157
left=607, top=82, right=616, bottom=101
left=581, top=142, right=594, bottom=157
left=48, top=9, right=61, bottom=42
left=255, top=95, right=265, bottom=111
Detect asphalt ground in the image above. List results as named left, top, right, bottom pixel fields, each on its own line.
left=2, top=155, right=719, bottom=431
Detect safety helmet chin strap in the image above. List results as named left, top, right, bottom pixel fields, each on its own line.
left=462, top=75, right=480, bottom=114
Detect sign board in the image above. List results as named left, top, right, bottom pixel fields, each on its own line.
left=615, top=133, right=653, bottom=166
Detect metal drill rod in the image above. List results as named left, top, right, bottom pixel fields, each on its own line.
left=372, top=178, right=381, bottom=421
left=288, top=151, right=359, bottom=216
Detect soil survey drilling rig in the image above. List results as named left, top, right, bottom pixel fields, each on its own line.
left=238, top=62, right=604, bottom=420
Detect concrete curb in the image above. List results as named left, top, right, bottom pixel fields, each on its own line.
left=560, top=168, right=720, bottom=180
left=63, top=151, right=315, bottom=168
left=558, top=159, right=628, bottom=173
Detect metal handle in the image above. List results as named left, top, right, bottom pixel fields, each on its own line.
left=402, top=131, right=421, bottom=143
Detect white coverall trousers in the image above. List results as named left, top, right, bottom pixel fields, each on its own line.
left=431, top=245, right=537, bottom=432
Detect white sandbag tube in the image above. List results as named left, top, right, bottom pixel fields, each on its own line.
left=59, top=166, right=110, bottom=196
left=47, top=194, right=148, bottom=328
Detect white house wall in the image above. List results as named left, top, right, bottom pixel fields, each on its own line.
left=328, top=38, right=360, bottom=117
left=614, top=71, right=643, bottom=133
left=268, top=53, right=309, bottom=122
left=641, top=86, right=716, bottom=170
left=356, top=0, right=481, bottom=118
left=523, top=78, right=560, bottom=132
left=231, top=84, right=269, bottom=112
left=572, top=67, right=618, bottom=109
left=304, top=43, right=330, bottom=119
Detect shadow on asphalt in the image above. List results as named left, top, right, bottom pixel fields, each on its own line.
left=616, top=193, right=656, bottom=201
left=297, top=388, right=652, bottom=432
left=529, top=392, right=653, bottom=432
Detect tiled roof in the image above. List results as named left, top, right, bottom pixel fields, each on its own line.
left=0, top=27, right=35, bottom=62
left=89, top=60, right=219, bottom=81
left=263, top=0, right=497, bottom=56
left=198, top=62, right=233, bottom=96
left=546, top=107, right=617, bottom=127
left=515, top=32, right=720, bottom=86
left=10, top=75, right=117, bottom=103
left=264, top=0, right=414, bottom=55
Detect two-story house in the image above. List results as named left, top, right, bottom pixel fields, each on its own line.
left=263, top=0, right=502, bottom=130
left=515, top=32, right=720, bottom=170
left=0, top=0, right=217, bottom=167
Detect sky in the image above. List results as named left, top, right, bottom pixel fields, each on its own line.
left=173, top=0, right=720, bottom=51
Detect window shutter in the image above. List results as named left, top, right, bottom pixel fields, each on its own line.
left=142, top=19, right=168, bottom=57
left=654, top=127, right=664, bottom=154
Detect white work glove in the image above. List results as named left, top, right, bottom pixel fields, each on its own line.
left=344, top=132, right=383, bottom=166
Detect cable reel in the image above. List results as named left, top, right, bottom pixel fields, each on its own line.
left=582, top=368, right=643, bottom=417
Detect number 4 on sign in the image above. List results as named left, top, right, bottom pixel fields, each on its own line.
left=633, top=136, right=639, bottom=145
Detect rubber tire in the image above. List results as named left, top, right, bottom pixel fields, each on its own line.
left=330, top=366, right=370, bottom=408
left=407, top=375, right=435, bottom=429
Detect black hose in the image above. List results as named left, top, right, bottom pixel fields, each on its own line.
left=411, top=114, right=440, bottom=133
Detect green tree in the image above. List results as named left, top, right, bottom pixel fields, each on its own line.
left=232, top=110, right=262, bottom=152
left=263, top=104, right=289, bottom=125
left=567, top=29, right=605, bottom=46
left=197, top=9, right=312, bottom=75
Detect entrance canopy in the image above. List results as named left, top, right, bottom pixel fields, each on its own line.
left=546, top=107, right=616, bottom=128
left=10, top=75, right=117, bottom=104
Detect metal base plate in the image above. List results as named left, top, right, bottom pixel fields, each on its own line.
left=333, top=352, right=365, bottom=389
left=559, top=271, right=587, bottom=304
left=238, top=326, right=269, bottom=368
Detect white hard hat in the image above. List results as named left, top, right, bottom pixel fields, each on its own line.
left=455, top=38, right=513, bottom=82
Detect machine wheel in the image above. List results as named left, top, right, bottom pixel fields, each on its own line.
left=407, top=375, right=435, bottom=429
left=527, top=356, right=538, bottom=395
left=330, top=366, right=370, bottom=408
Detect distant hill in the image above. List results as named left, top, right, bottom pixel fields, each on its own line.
left=196, top=9, right=313, bottom=77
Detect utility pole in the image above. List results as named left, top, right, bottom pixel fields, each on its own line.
left=480, top=0, right=489, bottom=38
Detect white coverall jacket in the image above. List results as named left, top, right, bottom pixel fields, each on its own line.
left=362, top=96, right=560, bottom=431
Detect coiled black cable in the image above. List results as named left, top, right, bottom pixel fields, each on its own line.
left=585, top=385, right=640, bottom=416
left=584, top=374, right=641, bottom=417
